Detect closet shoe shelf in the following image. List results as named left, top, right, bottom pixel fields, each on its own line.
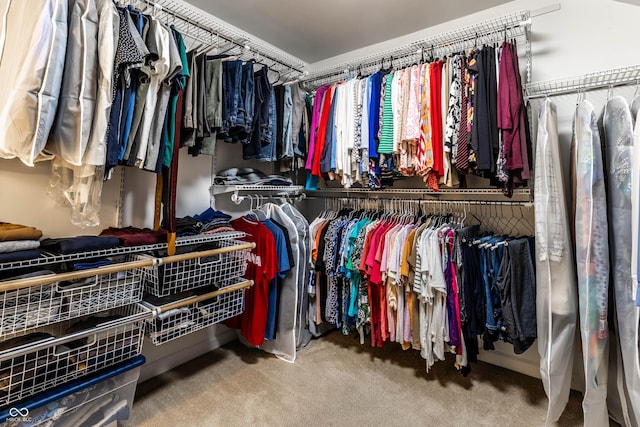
left=143, top=279, right=254, bottom=345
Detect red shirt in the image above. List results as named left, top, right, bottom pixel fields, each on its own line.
left=230, top=217, right=278, bottom=346
left=430, top=61, right=444, bottom=176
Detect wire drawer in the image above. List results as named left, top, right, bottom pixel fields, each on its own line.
left=139, top=240, right=251, bottom=297
left=58, top=269, right=143, bottom=318
left=0, top=268, right=143, bottom=338
left=0, top=304, right=150, bottom=408
left=144, top=281, right=248, bottom=346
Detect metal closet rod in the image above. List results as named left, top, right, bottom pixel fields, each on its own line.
left=303, top=10, right=530, bottom=87
left=149, top=280, right=254, bottom=313
left=327, top=198, right=532, bottom=207
left=525, top=64, right=640, bottom=99
left=128, top=0, right=305, bottom=76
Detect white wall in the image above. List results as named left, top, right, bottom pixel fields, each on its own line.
left=309, top=0, right=640, bottom=82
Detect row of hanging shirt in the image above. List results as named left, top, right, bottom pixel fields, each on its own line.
left=535, top=94, right=640, bottom=427
left=226, top=201, right=311, bottom=362
left=304, top=40, right=531, bottom=195
left=0, top=1, right=190, bottom=174
left=0, top=1, right=191, bottom=226
left=0, top=0, right=311, bottom=227
left=308, top=206, right=536, bottom=374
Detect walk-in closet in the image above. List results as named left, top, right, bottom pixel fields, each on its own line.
left=0, top=0, right=639, bottom=426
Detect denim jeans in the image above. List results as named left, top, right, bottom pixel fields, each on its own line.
left=257, top=88, right=276, bottom=162
left=240, top=61, right=255, bottom=132
left=244, top=67, right=267, bottom=159
left=496, top=237, right=536, bottom=354
left=222, top=60, right=242, bottom=136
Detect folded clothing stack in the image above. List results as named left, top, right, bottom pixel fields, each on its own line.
left=194, top=208, right=235, bottom=234
left=99, top=227, right=168, bottom=247
left=0, top=222, right=43, bottom=263
left=40, top=236, right=120, bottom=254
left=213, top=167, right=293, bottom=186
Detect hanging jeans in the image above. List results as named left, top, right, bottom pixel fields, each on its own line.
left=572, top=100, right=610, bottom=427
left=603, top=96, right=640, bottom=427
left=534, top=99, right=578, bottom=426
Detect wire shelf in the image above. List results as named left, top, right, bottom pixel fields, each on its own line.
left=145, top=284, right=246, bottom=346
left=0, top=231, right=245, bottom=273
left=525, top=64, right=640, bottom=99
left=307, top=187, right=531, bottom=202
left=0, top=260, right=145, bottom=338
left=123, top=0, right=307, bottom=79
left=211, top=184, right=305, bottom=196
left=304, top=10, right=530, bottom=88
left=138, top=240, right=250, bottom=297
left=0, top=304, right=150, bottom=407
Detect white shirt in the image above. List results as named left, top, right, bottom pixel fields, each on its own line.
left=0, top=0, right=68, bottom=166
left=135, top=15, right=170, bottom=167
left=83, top=0, right=119, bottom=166
left=46, top=0, right=99, bottom=166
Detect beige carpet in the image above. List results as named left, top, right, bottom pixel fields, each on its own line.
left=131, top=331, right=585, bottom=427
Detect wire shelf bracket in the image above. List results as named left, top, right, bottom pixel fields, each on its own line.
left=303, top=10, right=531, bottom=88
left=120, top=0, right=307, bottom=80
left=525, top=64, right=640, bottom=99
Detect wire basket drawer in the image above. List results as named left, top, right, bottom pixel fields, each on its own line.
left=58, top=269, right=143, bottom=318
left=0, top=304, right=150, bottom=408
left=139, top=240, right=250, bottom=297
left=145, top=285, right=246, bottom=346
left=0, top=271, right=63, bottom=337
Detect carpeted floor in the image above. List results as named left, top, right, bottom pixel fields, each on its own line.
left=131, top=331, right=585, bottom=427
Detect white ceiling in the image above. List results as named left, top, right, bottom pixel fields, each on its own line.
left=185, top=0, right=514, bottom=64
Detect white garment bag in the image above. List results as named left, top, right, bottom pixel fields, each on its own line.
left=534, top=99, right=579, bottom=426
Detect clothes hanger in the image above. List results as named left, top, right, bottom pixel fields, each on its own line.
left=268, top=68, right=281, bottom=85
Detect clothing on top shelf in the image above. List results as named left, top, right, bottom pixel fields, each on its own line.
left=213, top=168, right=293, bottom=186
left=304, top=41, right=530, bottom=194
left=99, top=227, right=168, bottom=246
left=0, top=223, right=43, bottom=242
left=40, top=236, right=120, bottom=254
left=308, top=207, right=535, bottom=374
left=0, top=249, right=42, bottom=264
left=0, top=241, right=41, bottom=254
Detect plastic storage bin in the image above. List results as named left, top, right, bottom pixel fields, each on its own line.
left=0, top=355, right=145, bottom=427
left=0, top=304, right=150, bottom=407
left=138, top=239, right=251, bottom=297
